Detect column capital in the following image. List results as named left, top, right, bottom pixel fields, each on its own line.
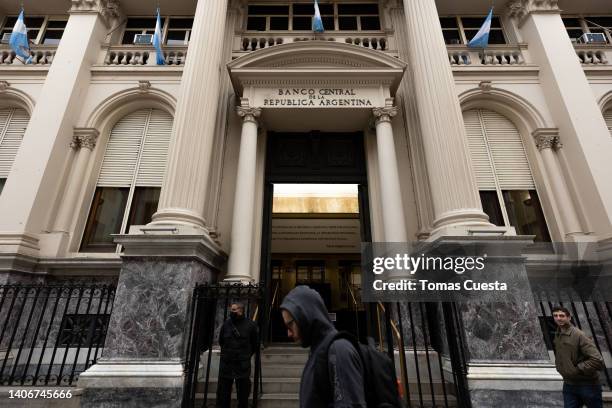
left=372, top=99, right=398, bottom=124
left=73, top=128, right=100, bottom=151
left=533, top=128, right=562, bottom=151
left=507, top=0, right=560, bottom=26
left=69, top=0, right=123, bottom=27
left=236, top=105, right=262, bottom=123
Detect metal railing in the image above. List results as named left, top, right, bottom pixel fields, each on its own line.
left=183, top=283, right=264, bottom=408
left=0, top=284, right=115, bottom=386
left=374, top=302, right=470, bottom=408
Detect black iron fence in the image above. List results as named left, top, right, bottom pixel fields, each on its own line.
left=183, top=283, right=264, bottom=408
left=0, top=284, right=115, bottom=386
left=377, top=302, right=470, bottom=408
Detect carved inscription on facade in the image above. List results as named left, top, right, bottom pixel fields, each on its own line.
left=263, top=88, right=373, bottom=107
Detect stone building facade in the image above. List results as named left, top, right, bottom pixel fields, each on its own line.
left=0, top=0, right=611, bottom=406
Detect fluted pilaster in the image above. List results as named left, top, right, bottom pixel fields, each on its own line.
left=401, top=0, right=490, bottom=235
left=152, top=0, right=230, bottom=231
left=532, top=129, right=582, bottom=236
left=54, top=128, right=99, bottom=233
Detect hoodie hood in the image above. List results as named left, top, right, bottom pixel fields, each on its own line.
left=280, top=285, right=335, bottom=349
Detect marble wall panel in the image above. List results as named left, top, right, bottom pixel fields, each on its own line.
left=102, top=257, right=213, bottom=360
left=458, top=300, right=550, bottom=361
left=470, top=389, right=564, bottom=407
left=81, top=387, right=182, bottom=408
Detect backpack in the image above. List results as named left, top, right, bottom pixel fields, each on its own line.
left=314, top=331, right=402, bottom=408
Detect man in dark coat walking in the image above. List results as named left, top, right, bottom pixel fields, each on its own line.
left=553, top=306, right=604, bottom=408
left=216, top=302, right=259, bottom=408
left=280, top=285, right=366, bottom=408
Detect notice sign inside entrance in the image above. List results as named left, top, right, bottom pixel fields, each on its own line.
left=271, top=217, right=360, bottom=253
left=262, top=88, right=374, bottom=108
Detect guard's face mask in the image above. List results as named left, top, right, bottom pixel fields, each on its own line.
left=230, top=311, right=240, bottom=321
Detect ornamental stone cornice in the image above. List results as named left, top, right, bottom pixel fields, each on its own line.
left=507, top=0, right=560, bottom=27
left=73, top=128, right=100, bottom=150
left=70, top=0, right=123, bottom=28
left=533, top=128, right=562, bottom=151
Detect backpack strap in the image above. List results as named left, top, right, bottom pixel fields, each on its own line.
left=313, top=331, right=364, bottom=405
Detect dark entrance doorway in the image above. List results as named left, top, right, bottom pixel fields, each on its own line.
left=260, top=131, right=371, bottom=343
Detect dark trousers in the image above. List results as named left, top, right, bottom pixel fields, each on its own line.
left=563, top=383, right=603, bottom=408
left=216, top=376, right=251, bottom=408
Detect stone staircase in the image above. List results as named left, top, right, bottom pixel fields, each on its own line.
left=196, top=344, right=457, bottom=407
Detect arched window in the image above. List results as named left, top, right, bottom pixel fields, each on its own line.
left=463, top=108, right=551, bottom=241
left=80, top=109, right=173, bottom=252
left=0, top=108, right=30, bottom=195
left=605, top=108, right=612, bottom=136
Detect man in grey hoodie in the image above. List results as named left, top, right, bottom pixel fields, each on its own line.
left=280, top=285, right=366, bottom=408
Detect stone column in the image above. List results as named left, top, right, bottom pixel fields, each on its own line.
left=225, top=104, right=261, bottom=282
left=0, top=0, right=120, bottom=262
left=372, top=103, right=408, bottom=242
left=53, top=129, right=99, bottom=236
left=401, top=0, right=491, bottom=237
left=507, top=0, right=612, bottom=236
left=151, top=0, right=230, bottom=232
left=533, top=129, right=583, bottom=237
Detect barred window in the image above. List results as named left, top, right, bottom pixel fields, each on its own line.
left=562, top=16, right=612, bottom=43
left=463, top=109, right=550, bottom=242
left=439, top=16, right=506, bottom=45
left=246, top=2, right=380, bottom=32
left=80, top=109, right=173, bottom=253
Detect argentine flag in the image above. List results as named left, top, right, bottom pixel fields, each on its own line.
left=153, top=9, right=165, bottom=65
left=9, top=10, right=32, bottom=64
left=467, top=8, right=493, bottom=48
left=312, top=0, right=324, bottom=33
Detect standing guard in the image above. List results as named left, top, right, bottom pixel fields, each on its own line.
left=216, top=302, right=259, bottom=408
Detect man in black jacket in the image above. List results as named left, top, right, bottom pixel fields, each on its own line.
left=280, top=285, right=366, bottom=408
left=216, top=303, right=259, bottom=408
